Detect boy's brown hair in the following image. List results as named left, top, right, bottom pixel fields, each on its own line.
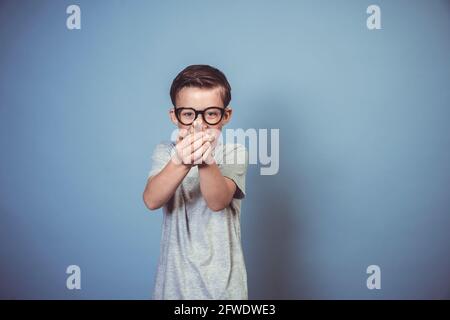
left=170, top=64, right=231, bottom=108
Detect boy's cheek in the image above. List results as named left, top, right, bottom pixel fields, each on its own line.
left=178, top=124, right=191, bottom=131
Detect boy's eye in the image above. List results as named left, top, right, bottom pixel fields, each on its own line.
left=182, top=112, right=194, bottom=117
left=207, top=111, right=221, bottom=117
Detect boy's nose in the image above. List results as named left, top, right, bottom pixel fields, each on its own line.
left=193, top=118, right=206, bottom=132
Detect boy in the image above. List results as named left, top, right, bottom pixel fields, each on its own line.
left=143, top=65, right=249, bottom=300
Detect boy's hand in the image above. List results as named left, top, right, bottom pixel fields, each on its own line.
left=192, top=119, right=219, bottom=165
left=172, top=127, right=214, bottom=166
left=192, top=119, right=218, bottom=165
left=200, top=131, right=216, bottom=165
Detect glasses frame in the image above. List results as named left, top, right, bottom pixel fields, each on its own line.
left=174, top=106, right=226, bottom=126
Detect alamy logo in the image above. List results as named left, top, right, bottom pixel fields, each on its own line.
left=170, top=128, right=280, bottom=175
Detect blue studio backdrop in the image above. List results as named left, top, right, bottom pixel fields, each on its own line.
left=1, top=0, right=449, bottom=299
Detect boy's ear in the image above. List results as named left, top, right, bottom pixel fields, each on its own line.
left=169, top=108, right=178, bottom=125
left=222, top=106, right=233, bottom=125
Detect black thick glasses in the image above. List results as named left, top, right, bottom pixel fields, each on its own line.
left=174, top=107, right=225, bottom=126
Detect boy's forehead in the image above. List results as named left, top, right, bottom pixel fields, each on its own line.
left=176, top=87, right=223, bottom=109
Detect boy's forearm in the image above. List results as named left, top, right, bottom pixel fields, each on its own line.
left=198, top=162, right=235, bottom=211
left=143, top=160, right=191, bottom=210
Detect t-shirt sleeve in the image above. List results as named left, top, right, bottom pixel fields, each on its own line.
left=147, top=142, right=173, bottom=179
left=219, top=144, right=249, bottom=199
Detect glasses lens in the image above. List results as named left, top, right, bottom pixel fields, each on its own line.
left=204, top=108, right=223, bottom=125
left=177, top=108, right=195, bottom=125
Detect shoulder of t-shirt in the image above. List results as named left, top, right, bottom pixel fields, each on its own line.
left=154, top=140, right=175, bottom=156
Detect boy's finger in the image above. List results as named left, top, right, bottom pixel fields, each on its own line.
left=178, top=128, right=189, bottom=139
left=205, top=134, right=215, bottom=142
left=192, top=142, right=210, bottom=165
left=177, top=129, right=189, bottom=143
left=179, top=132, right=204, bottom=148
left=202, top=144, right=212, bottom=162
left=182, top=134, right=206, bottom=155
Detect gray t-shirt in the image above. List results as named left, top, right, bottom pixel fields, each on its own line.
left=147, top=140, right=249, bottom=300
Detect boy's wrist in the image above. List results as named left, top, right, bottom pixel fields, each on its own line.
left=198, top=158, right=217, bottom=169
left=170, top=154, right=193, bottom=171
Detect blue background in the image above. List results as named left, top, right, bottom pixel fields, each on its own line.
left=1, top=0, right=449, bottom=299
